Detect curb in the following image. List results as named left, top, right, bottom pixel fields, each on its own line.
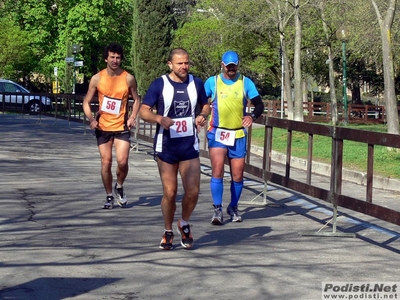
left=250, top=145, right=400, bottom=193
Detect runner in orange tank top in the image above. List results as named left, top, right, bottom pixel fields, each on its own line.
left=83, top=43, right=140, bottom=209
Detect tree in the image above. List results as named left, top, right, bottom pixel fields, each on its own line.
left=172, top=18, right=224, bottom=79
left=131, top=0, right=175, bottom=95
left=293, top=0, right=303, bottom=121
left=1, top=0, right=134, bottom=92
left=0, top=18, right=34, bottom=81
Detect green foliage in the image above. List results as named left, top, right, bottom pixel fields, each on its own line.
left=172, top=19, right=224, bottom=80
left=1, top=0, right=133, bottom=92
left=0, top=18, right=35, bottom=80
left=131, top=0, right=174, bottom=95
left=0, top=0, right=399, bottom=108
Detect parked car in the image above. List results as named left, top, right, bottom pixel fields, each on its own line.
left=0, top=79, right=53, bottom=112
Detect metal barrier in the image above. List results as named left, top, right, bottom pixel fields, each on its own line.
left=136, top=116, right=400, bottom=234
left=3, top=94, right=400, bottom=232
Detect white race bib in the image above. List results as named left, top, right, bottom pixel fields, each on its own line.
left=215, top=128, right=236, bottom=146
left=170, top=117, right=194, bottom=138
left=101, top=96, right=122, bottom=115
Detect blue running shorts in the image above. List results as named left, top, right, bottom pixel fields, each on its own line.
left=207, top=132, right=247, bottom=159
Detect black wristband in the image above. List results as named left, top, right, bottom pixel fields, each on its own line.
left=250, top=113, right=257, bottom=121
left=199, top=113, right=207, bottom=119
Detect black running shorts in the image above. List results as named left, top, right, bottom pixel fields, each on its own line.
left=95, top=130, right=131, bottom=146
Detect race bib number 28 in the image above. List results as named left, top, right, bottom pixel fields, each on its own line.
left=170, top=116, right=194, bottom=138
left=215, top=128, right=236, bottom=146
left=101, top=96, right=122, bottom=115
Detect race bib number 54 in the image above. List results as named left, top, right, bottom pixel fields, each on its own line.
left=215, top=128, right=236, bottom=146
left=101, top=96, right=122, bottom=115
left=170, top=117, right=194, bottom=138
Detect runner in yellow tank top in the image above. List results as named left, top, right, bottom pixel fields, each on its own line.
left=204, top=50, right=264, bottom=224
left=83, top=43, right=140, bottom=209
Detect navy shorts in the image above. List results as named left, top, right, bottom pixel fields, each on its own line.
left=155, top=148, right=199, bottom=164
left=95, top=130, right=131, bottom=146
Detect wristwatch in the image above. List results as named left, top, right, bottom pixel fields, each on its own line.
left=250, top=113, right=257, bottom=121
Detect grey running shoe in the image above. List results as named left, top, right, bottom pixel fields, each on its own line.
left=114, top=183, right=128, bottom=207
left=177, top=219, right=193, bottom=249
left=159, top=231, right=174, bottom=250
left=211, top=205, right=223, bottom=225
left=227, top=205, right=242, bottom=222
left=103, top=195, right=114, bottom=209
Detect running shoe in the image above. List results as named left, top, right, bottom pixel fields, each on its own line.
left=114, top=183, right=128, bottom=207
left=159, top=231, right=174, bottom=250
left=103, top=195, right=114, bottom=209
left=211, top=205, right=223, bottom=225
left=227, top=205, right=242, bottom=222
left=177, top=219, right=194, bottom=249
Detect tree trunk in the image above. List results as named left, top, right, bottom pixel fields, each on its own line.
left=371, top=0, right=399, bottom=134
left=351, top=83, right=362, bottom=104
left=280, top=32, right=293, bottom=120
left=293, top=0, right=303, bottom=121
left=320, top=2, right=338, bottom=125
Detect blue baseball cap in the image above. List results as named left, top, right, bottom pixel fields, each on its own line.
left=222, top=50, right=239, bottom=65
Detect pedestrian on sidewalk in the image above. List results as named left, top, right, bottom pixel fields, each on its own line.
left=139, top=48, right=210, bottom=250
left=204, top=50, right=264, bottom=225
left=83, top=42, right=140, bottom=209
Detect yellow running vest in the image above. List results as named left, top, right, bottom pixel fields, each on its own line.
left=211, top=74, right=246, bottom=138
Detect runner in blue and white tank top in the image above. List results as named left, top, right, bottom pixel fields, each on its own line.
left=143, top=73, right=206, bottom=158
left=139, top=48, right=210, bottom=251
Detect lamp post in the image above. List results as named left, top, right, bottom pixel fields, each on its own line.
left=280, top=36, right=284, bottom=119
left=71, top=44, right=80, bottom=94
left=336, top=27, right=350, bottom=125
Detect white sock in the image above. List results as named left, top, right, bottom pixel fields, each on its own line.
left=180, top=219, right=188, bottom=226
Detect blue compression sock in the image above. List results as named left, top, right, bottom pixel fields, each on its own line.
left=210, top=177, right=223, bottom=206
left=230, top=180, right=244, bottom=207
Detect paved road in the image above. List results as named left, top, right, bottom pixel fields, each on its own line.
left=0, top=114, right=399, bottom=300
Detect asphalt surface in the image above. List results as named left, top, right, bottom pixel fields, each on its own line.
left=1, top=114, right=399, bottom=300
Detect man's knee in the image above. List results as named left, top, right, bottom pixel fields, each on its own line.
left=185, top=186, right=199, bottom=200
left=163, top=185, right=177, bottom=200
left=117, top=161, right=129, bottom=171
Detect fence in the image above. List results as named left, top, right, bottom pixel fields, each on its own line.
left=262, top=100, right=399, bottom=124
left=134, top=114, right=400, bottom=231
left=2, top=93, right=400, bottom=230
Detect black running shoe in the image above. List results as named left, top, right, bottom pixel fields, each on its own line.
left=103, top=196, right=114, bottom=209
left=227, top=205, right=242, bottom=222
left=211, top=205, right=223, bottom=225
left=159, top=231, right=174, bottom=250
left=114, top=183, right=128, bottom=207
left=177, top=219, right=193, bottom=249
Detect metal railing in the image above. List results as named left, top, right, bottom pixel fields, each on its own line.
left=262, top=100, right=399, bottom=124
left=2, top=93, right=400, bottom=230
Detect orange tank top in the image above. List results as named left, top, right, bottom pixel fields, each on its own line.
left=97, top=69, right=130, bottom=131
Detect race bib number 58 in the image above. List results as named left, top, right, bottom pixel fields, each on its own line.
left=170, top=116, right=194, bottom=138
left=215, top=128, right=236, bottom=146
left=101, top=96, right=122, bottom=115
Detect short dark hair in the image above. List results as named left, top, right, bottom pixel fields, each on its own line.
left=168, top=48, right=189, bottom=62
left=103, top=42, right=124, bottom=60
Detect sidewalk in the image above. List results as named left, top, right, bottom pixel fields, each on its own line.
left=0, top=114, right=399, bottom=300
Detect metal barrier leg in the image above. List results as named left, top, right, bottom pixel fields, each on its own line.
left=130, top=118, right=143, bottom=153
left=240, top=180, right=282, bottom=207
left=298, top=202, right=356, bottom=237
left=298, top=137, right=356, bottom=238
